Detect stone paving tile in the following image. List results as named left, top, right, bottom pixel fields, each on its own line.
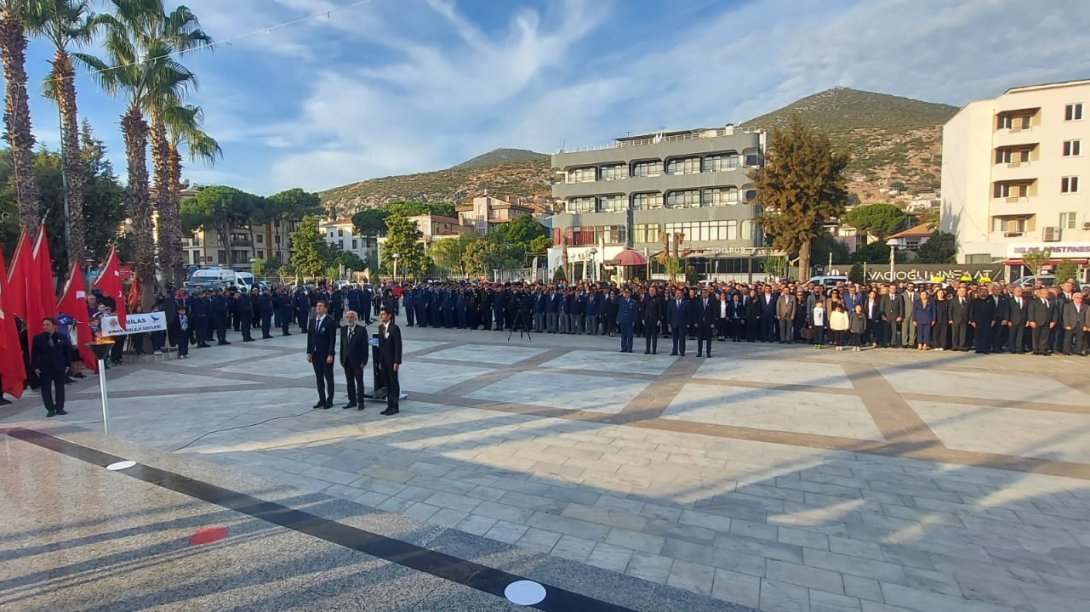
left=625, top=552, right=674, bottom=584
left=586, top=542, right=634, bottom=573
left=667, top=560, right=717, bottom=596
left=767, top=559, right=845, bottom=594
left=844, top=575, right=884, bottom=603
left=550, top=534, right=597, bottom=563
left=712, top=568, right=762, bottom=609
left=810, top=590, right=863, bottom=612
left=759, top=578, right=812, bottom=612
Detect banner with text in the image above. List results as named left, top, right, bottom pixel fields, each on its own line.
left=864, top=264, right=1005, bottom=284
left=102, top=312, right=168, bottom=336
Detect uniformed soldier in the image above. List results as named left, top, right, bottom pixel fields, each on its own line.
left=238, top=289, right=255, bottom=342
left=258, top=288, right=275, bottom=339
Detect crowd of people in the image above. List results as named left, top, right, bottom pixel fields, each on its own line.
left=394, top=276, right=1090, bottom=357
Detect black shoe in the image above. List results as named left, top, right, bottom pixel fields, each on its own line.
left=380, top=409, right=399, bottom=416
left=56, top=409, right=67, bottom=415
left=357, top=404, right=365, bottom=411
left=343, top=403, right=356, bottom=410
left=46, top=410, right=56, bottom=417
left=283, top=332, right=292, bottom=336
left=198, top=343, right=210, bottom=348
left=65, top=377, right=76, bottom=384
left=243, top=338, right=255, bottom=342
left=670, top=352, right=678, bottom=356
left=644, top=351, right=650, bottom=354
left=262, top=335, right=274, bottom=339
left=0, top=398, right=10, bottom=406
left=313, top=401, right=325, bottom=409
left=697, top=352, right=703, bottom=357
left=218, top=341, right=230, bottom=345
left=323, top=403, right=332, bottom=409
left=73, top=373, right=86, bottom=379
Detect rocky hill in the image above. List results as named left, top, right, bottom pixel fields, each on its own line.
left=319, top=149, right=553, bottom=216
left=741, top=87, right=959, bottom=203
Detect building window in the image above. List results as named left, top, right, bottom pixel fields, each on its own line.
left=597, top=195, right=626, bottom=213
left=631, top=160, right=663, bottom=177
left=595, top=225, right=626, bottom=245
left=740, top=220, right=754, bottom=241
left=275, top=235, right=281, bottom=244
left=217, top=250, right=226, bottom=264
left=255, top=234, right=262, bottom=244
left=328, top=231, right=334, bottom=238
left=337, top=229, right=344, bottom=237
left=994, top=182, right=1031, bottom=198
left=666, top=190, right=701, bottom=209
left=1064, top=140, right=1082, bottom=156
left=192, top=236, right=200, bottom=246
left=257, top=250, right=265, bottom=259
left=995, top=148, right=1030, bottom=164
left=666, top=157, right=701, bottom=176
left=1060, top=212, right=1078, bottom=229
left=567, top=167, right=596, bottom=183
left=599, top=164, right=625, bottom=181
left=566, top=197, right=596, bottom=214
left=703, top=187, right=739, bottom=207
left=745, top=154, right=762, bottom=167
left=633, top=224, right=661, bottom=244
left=631, top=193, right=663, bottom=210
left=703, top=154, right=739, bottom=172
left=662, top=220, right=745, bottom=242
left=1062, top=176, right=1080, bottom=193
left=997, top=114, right=1031, bottom=130
left=1065, top=103, right=1084, bottom=121
left=992, top=216, right=1028, bottom=233
left=352, top=239, right=358, bottom=249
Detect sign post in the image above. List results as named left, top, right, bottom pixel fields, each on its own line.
left=87, top=340, right=115, bottom=435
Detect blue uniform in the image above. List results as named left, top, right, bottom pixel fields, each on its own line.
left=617, top=296, right=639, bottom=352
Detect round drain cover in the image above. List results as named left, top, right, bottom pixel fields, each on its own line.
left=504, top=580, right=546, bottom=606
left=106, top=460, right=136, bottom=471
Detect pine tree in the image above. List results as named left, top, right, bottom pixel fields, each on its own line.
left=751, top=115, right=850, bottom=279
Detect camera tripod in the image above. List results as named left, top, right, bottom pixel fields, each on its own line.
left=507, top=309, right=533, bottom=343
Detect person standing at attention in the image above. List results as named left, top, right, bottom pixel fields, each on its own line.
left=339, top=310, right=369, bottom=410
left=616, top=288, right=638, bottom=353
left=307, top=300, right=336, bottom=409
left=378, top=306, right=403, bottom=415
left=32, top=317, right=72, bottom=417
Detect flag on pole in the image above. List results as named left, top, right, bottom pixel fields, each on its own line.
left=5, top=231, right=30, bottom=321
left=127, top=275, right=142, bottom=312
left=0, top=247, right=26, bottom=399
left=25, top=223, right=58, bottom=348
left=94, top=246, right=126, bottom=330
left=57, top=260, right=98, bottom=374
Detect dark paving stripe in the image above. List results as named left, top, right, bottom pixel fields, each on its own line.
left=842, top=363, right=941, bottom=446
left=4, top=428, right=634, bottom=612
left=900, top=393, right=1090, bottom=415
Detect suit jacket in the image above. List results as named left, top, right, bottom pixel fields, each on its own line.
left=880, top=294, right=904, bottom=321
left=775, top=295, right=795, bottom=319
left=641, top=295, right=664, bottom=325
left=379, top=322, right=403, bottom=365
left=307, top=315, right=337, bottom=359
left=949, top=296, right=971, bottom=324
left=1028, top=297, right=1054, bottom=326
left=339, top=323, right=369, bottom=368
left=32, top=332, right=71, bottom=374
left=667, top=298, right=689, bottom=328
left=696, top=297, right=718, bottom=337
left=1062, top=302, right=1087, bottom=330
left=1008, top=296, right=1029, bottom=326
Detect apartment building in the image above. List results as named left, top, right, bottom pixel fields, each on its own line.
left=184, top=219, right=299, bottom=271
left=321, top=218, right=378, bottom=265
left=406, top=214, right=473, bottom=242
left=550, top=125, right=768, bottom=281
left=942, top=79, right=1090, bottom=280
left=456, top=195, right=540, bottom=235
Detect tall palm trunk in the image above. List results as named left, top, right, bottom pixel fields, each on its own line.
left=122, top=105, right=154, bottom=310
left=150, top=114, right=175, bottom=284
left=168, top=143, right=186, bottom=283
left=0, top=7, right=39, bottom=231
left=53, top=48, right=85, bottom=264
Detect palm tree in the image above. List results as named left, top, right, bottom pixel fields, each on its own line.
left=76, top=0, right=209, bottom=308
left=162, top=103, right=219, bottom=283
left=26, top=0, right=96, bottom=265
left=0, top=0, right=39, bottom=231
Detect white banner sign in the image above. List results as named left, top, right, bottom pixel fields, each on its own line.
left=102, top=312, right=168, bottom=335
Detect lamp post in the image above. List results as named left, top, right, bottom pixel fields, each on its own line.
left=886, top=238, right=905, bottom=283
left=87, top=340, right=116, bottom=435
left=588, top=247, right=598, bottom=282
left=392, top=253, right=401, bottom=282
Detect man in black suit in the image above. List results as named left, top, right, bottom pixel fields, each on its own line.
left=306, top=300, right=336, bottom=408
left=32, top=317, right=72, bottom=417
left=696, top=287, right=718, bottom=357
left=667, top=289, right=689, bottom=356
left=1061, top=292, right=1088, bottom=356
left=760, top=286, right=777, bottom=342
left=378, top=306, right=403, bottom=415
left=1007, top=286, right=1029, bottom=354
left=1027, top=288, right=1055, bottom=355
left=641, top=285, right=663, bottom=355
left=948, top=287, right=971, bottom=351
left=879, top=285, right=904, bottom=348
left=339, top=310, right=369, bottom=409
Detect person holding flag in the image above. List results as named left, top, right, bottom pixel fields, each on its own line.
left=57, top=259, right=99, bottom=377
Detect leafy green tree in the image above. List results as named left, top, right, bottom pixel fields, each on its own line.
left=79, top=120, right=125, bottom=264
left=429, top=234, right=473, bottom=277
left=552, top=265, right=566, bottom=282
left=462, top=238, right=497, bottom=277
left=1, top=0, right=41, bottom=232
left=915, top=230, right=957, bottom=264
left=528, top=235, right=552, bottom=256
left=849, top=241, right=907, bottom=264
left=751, top=115, right=851, bottom=279
left=490, top=214, right=548, bottom=245
left=810, top=232, right=850, bottom=268
left=842, top=204, right=909, bottom=240
left=267, top=187, right=323, bottom=221
left=384, top=200, right=455, bottom=219
left=1054, top=260, right=1078, bottom=283
left=381, top=214, right=428, bottom=279
left=1022, top=248, right=1052, bottom=276
left=181, top=185, right=262, bottom=256
left=290, top=215, right=328, bottom=279
left=331, top=245, right=365, bottom=273
left=352, top=208, right=389, bottom=236
left=849, top=262, right=865, bottom=284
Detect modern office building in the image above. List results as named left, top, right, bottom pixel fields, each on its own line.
left=549, top=125, right=769, bottom=281
left=942, top=79, right=1090, bottom=280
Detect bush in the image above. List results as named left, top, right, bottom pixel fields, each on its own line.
left=1054, top=260, right=1079, bottom=283
left=552, top=266, right=567, bottom=282
left=849, top=262, right=865, bottom=284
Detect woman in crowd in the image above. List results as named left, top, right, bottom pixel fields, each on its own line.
left=913, top=290, right=937, bottom=351
left=932, top=288, right=950, bottom=351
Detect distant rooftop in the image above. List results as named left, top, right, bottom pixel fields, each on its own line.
left=558, top=124, right=762, bottom=154
left=1004, top=78, right=1090, bottom=95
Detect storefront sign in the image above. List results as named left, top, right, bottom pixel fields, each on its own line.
left=865, top=264, right=1004, bottom=283
left=1008, top=243, right=1090, bottom=258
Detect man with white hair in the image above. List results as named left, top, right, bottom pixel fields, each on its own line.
left=339, top=310, right=369, bottom=409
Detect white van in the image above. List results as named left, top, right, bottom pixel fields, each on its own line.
left=187, top=268, right=255, bottom=291
left=806, top=275, right=849, bottom=288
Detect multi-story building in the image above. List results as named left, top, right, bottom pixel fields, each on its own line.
left=184, top=219, right=299, bottom=272
left=406, top=214, right=473, bottom=242
left=321, top=218, right=378, bottom=266
left=456, top=196, right=540, bottom=235
left=550, top=125, right=768, bottom=281
left=942, top=79, right=1090, bottom=280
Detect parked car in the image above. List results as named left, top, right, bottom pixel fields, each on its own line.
left=1011, top=274, right=1056, bottom=288
left=806, top=275, right=850, bottom=288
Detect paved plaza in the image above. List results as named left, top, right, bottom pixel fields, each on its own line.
left=3, top=323, right=1090, bottom=611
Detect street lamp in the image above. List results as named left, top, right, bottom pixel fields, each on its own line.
left=886, top=238, right=905, bottom=282
left=392, top=253, right=401, bottom=282
left=588, top=247, right=598, bottom=282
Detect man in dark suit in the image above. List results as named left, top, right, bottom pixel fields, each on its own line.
left=378, top=306, right=403, bottom=415
left=760, top=286, right=777, bottom=342
left=696, top=287, right=719, bottom=357
left=258, top=288, right=275, bottom=339
left=775, top=288, right=795, bottom=344
left=641, top=285, right=663, bottom=355
left=879, top=285, right=904, bottom=348
left=948, top=287, right=971, bottom=351
left=339, top=310, right=369, bottom=409
left=32, top=317, right=72, bottom=417
left=1007, top=286, right=1029, bottom=354
left=1061, top=292, right=1088, bottom=356
left=306, top=300, right=337, bottom=408
left=237, top=289, right=254, bottom=342
left=970, top=288, right=998, bottom=354
left=1028, top=288, right=1056, bottom=355
left=667, top=289, right=689, bottom=356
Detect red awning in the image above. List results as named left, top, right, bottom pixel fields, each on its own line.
left=610, top=249, right=649, bottom=267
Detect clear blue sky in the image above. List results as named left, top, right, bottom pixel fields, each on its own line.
left=16, top=0, right=1090, bottom=195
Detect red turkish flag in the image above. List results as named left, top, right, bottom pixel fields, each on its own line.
left=0, top=247, right=26, bottom=399
left=94, top=246, right=127, bottom=330
left=25, top=223, right=57, bottom=346
left=57, top=260, right=98, bottom=373
left=5, top=231, right=30, bottom=322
